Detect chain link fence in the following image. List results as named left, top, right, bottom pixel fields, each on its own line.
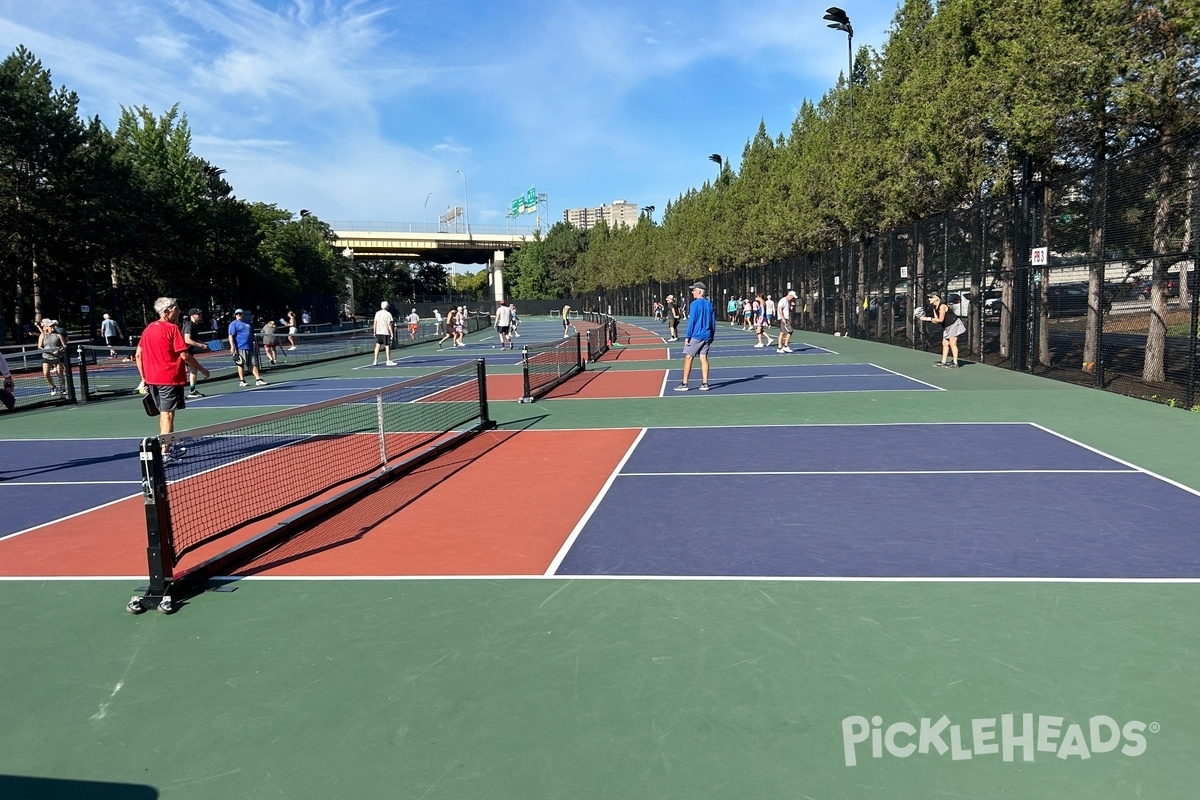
left=600, top=133, right=1200, bottom=410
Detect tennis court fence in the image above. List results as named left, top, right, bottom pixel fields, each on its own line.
left=129, top=358, right=495, bottom=614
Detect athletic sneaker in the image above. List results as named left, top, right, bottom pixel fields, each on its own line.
left=673, top=384, right=690, bottom=392
left=255, top=379, right=267, bottom=386
left=385, top=360, right=397, bottom=366
left=668, top=337, right=678, bottom=342
left=239, top=381, right=248, bottom=387
left=162, top=452, right=182, bottom=467
left=168, top=444, right=187, bottom=457
left=783, top=346, right=793, bottom=353
left=49, top=386, right=59, bottom=396
left=753, top=343, right=764, bottom=348
left=776, top=348, right=784, bottom=353
left=934, top=362, right=947, bottom=367
left=945, top=363, right=959, bottom=369
left=186, top=390, right=204, bottom=399
left=699, top=384, right=711, bottom=391
left=765, top=339, right=773, bottom=347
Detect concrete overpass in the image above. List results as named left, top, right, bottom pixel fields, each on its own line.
left=329, top=222, right=537, bottom=265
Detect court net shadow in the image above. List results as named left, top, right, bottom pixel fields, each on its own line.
left=235, top=420, right=542, bottom=575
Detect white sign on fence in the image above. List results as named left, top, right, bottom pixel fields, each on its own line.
left=1031, top=247, right=1048, bottom=266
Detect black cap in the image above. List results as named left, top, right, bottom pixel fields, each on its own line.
left=690, top=282, right=706, bottom=291
left=188, top=308, right=201, bottom=315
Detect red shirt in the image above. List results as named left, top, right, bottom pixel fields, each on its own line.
left=139, top=319, right=188, bottom=385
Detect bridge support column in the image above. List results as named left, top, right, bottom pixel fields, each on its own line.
left=491, top=250, right=506, bottom=303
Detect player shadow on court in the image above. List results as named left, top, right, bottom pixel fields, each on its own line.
left=695, top=373, right=769, bottom=391
left=0, top=450, right=139, bottom=482
left=0, top=775, right=158, bottom=800
left=231, top=416, right=547, bottom=577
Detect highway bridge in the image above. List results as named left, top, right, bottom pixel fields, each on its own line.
left=329, top=222, right=538, bottom=265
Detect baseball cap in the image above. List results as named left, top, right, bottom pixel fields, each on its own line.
left=787, top=290, right=797, bottom=298
left=234, top=309, right=245, bottom=315
left=690, top=282, right=706, bottom=291
left=188, top=308, right=201, bottom=315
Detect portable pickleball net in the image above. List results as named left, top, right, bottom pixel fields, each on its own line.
left=129, top=359, right=495, bottom=613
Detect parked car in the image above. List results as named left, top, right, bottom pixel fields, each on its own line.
left=1131, top=277, right=1179, bottom=299
left=1044, top=282, right=1089, bottom=317
left=982, top=289, right=1004, bottom=317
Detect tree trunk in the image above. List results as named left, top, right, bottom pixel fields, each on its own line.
left=1142, top=136, right=1175, bottom=383
left=1084, top=144, right=1107, bottom=370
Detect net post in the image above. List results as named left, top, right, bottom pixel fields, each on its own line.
left=131, top=437, right=178, bottom=613
left=519, top=346, right=533, bottom=403
left=376, top=393, right=388, bottom=465
left=477, top=358, right=496, bottom=427
left=575, top=332, right=583, bottom=371
left=63, top=346, right=78, bottom=403
left=76, top=345, right=91, bottom=403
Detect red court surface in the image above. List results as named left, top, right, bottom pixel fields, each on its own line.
left=596, top=346, right=668, bottom=361
left=542, top=367, right=664, bottom=399
left=0, top=428, right=639, bottom=579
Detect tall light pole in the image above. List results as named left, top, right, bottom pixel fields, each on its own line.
left=824, top=7, right=856, bottom=338
left=823, top=7, right=854, bottom=131
left=456, top=169, right=470, bottom=237
left=424, top=192, right=432, bottom=228
left=708, top=153, right=724, bottom=177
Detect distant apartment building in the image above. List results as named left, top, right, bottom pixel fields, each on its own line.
left=563, top=200, right=640, bottom=230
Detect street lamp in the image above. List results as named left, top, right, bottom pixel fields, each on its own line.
left=424, top=192, right=431, bottom=228
left=456, top=169, right=470, bottom=237
left=641, top=205, right=655, bottom=221
left=823, top=6, right=854, bottom=130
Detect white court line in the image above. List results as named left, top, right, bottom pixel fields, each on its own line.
left=1029, top=422, right=1200, bottom=499
left=1, top=480, right=141, bottom=486
left=9, top=574, right=1196, bottom=585
left=0, top=492, right=142, bottom=544
left=867, top=362, right=945, bottom=391
left=544, top=427, right=648, bottom=576
left=619, top=468, right=1139, bottom=477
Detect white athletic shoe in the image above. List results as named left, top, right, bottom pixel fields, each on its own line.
left=783, top=346, right=793, bottom=353
left=239, top=381, right=248, bottom=387
left=255, top=379, right=267, bottom=386
left=385, top=360, right=396, bottom=366
left=753, top=343, right=764, bottom=348
left=776, top=348, right=784, bottom=354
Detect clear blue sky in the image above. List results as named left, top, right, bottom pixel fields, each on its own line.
left=0, top=0, right=895, bottom=229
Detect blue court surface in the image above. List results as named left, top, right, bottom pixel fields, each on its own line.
left=662, top=363, right=938, bottom=395
left=1, top=438, right=141, bottom=536
left=667, top=340, right=835, bottom=357
left=552, top=422, right=1200, bottom=579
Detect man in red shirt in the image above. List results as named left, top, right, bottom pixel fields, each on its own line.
left=135, top=297, right=210, bottom=464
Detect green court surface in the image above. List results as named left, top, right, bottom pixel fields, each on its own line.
left=2, top=322, right=1199, bottom=799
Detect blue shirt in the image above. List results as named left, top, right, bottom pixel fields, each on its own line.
left=228, top=318, right=254, bottom=350
left=685, top=296, right=716, bottom=342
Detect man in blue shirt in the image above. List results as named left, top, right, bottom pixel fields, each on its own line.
left=227, top=309, right=267, bottom=388
left=675, top=281, right=716, bottom=392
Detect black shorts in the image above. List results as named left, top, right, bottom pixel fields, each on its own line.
left=496, top=325, right=510, bottom=335
left=149, top=384, right=186, bottom=412
left=375, top=334, right=391, bottom=345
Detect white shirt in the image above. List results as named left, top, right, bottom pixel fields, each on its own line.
left=495, top=305, right=512, bottom=326
left=373, top=309, right=394, bottom=335
left=777, top=297, right=791, bottom=321
left=406, top=312, right=419, bottom=325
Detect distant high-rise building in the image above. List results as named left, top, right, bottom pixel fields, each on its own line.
left=563, top=200, right=640, bottom=230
